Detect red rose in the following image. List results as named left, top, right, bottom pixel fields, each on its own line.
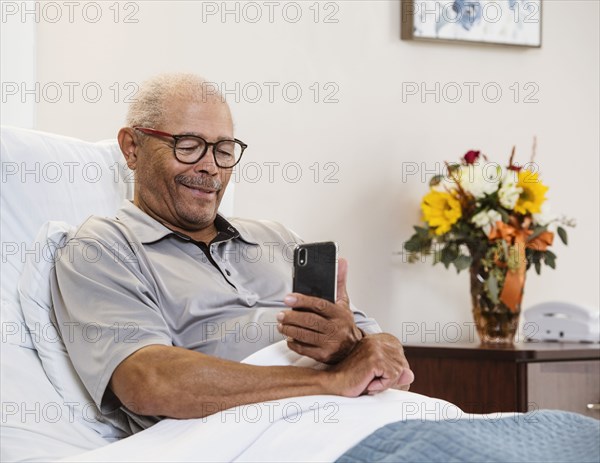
left=463, top=150, right=481, bottom=164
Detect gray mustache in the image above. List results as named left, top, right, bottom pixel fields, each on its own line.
left=176, top=175, right=222, bottom=191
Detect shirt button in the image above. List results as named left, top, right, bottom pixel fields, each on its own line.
left=225, top=269, right=231, bottom=276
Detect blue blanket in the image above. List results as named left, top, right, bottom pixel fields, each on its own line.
left=336, top=410, right=600, bottom=463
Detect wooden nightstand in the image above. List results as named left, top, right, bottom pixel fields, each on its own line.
left=403, top=342, right=600, bottom=419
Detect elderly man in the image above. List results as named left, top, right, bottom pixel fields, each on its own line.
left=50, top=73, right=413, bottom=435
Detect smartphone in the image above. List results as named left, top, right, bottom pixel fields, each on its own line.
left=292, top=241, right=338, bottom=304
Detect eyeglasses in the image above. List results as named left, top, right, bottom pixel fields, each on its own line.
left=134, top=127, right=247, bottom=168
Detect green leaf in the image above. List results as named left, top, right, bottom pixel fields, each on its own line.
left=430, top=175, right=443, bottom=187
left=486, top=274, right=499, bottom=304
left=433, top=250, right=443, bottom=265
left=453, top=254, right=472, bottom=273
left=544, top=251, right=556, bottom=269
left=447, top=163, right=460, bottom=173
left=527, top=226, right=547, bottom=242
left=403, top=238, right=421, bottom=253
left=414, top=226, right=429, bottom=237
left=557, top=226, right=568, bottom=245
left=441, top=244, right=459, bottom=269
left=534, top=261, right=542, bottom=275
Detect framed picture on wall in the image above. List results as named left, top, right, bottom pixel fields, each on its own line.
left=401, top=0, right=542, bottom=47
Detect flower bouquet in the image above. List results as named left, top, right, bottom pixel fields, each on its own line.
left=404, top=147, right=573, bottom=344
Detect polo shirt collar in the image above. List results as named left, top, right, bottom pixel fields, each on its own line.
left=116, top=200, right=258, bottom=245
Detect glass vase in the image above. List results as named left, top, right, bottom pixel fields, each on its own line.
left=469, top=263, right=521, bottom=345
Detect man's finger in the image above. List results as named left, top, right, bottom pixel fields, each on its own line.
left=284, top=293, right=335, bottom=317
left=278, top=309, right=329, bottom=334
left=278, top=323, right=328, bottom=347
left=336, top=257, right=350, bottom=305
left=366, top=377, right=389, bottom=393
left=397, top=368, right=415, bottom=387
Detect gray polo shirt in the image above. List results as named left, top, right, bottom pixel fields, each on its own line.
left=50, top=200, right=381, bottom=434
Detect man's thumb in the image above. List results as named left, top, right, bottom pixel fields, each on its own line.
left=336, top=257, right=349, bottom=303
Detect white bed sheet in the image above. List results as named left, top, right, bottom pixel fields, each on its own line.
left=62, top=341, right=517, bottom=462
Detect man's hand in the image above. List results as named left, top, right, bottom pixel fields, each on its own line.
left=328, top=333, right=415, bottom=396
left=278, top=258, right=362, bottom=364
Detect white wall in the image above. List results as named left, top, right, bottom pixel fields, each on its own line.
left=1, top=0, right=36, bottom=128
left=27, top=1, right=599, bottom=341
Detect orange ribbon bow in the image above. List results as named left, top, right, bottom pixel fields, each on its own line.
left=487, top=217, right=554, bottom=313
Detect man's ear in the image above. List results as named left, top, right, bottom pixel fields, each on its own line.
left=118, top=127, right=140, bottom=170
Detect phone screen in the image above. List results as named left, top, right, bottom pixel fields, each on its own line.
left=292, top=242, right=338, bottom=303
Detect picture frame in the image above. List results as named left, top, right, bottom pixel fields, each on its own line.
left=401, top=0, right=542, bottom=48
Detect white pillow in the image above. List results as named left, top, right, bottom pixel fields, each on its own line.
left=0, top=343, right=110, bottom=462
left=18, top=221, right=128, bottom=441
left=242, top=339, right=327, bottom=369
left=1, top=298, right=34, bottom=349
left=1, top=125, right=133, bottom=348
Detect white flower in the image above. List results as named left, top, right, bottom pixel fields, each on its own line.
left=456, top=163, right=501, bottom=198
left=533, top=203, right=556, bottom=227
left=471, top=209, right=503, bottom=235
left=498, top=168, right=522, bottom=210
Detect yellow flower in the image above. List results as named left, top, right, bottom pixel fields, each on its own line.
left=421, top=190, right=462, bottom=235
left=514, top=170, right=548, bottom=215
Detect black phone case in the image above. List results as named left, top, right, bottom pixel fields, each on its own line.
left=292, top=242, right=337, bottom=303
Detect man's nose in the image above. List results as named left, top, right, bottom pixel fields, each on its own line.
left=194, top=146, right=219, bottom=174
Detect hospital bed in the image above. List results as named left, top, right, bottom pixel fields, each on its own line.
left=1, top=126, right=598, bottom=462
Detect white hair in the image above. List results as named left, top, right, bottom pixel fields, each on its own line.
left=126, top=73, right=225, bottom=128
